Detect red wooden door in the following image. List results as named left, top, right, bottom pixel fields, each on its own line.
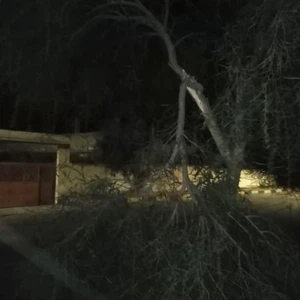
left=0, top=163, right=56, bottom=208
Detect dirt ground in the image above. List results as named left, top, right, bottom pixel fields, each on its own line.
left=249, top=192, right=300, bottom=215
left=0, top=205, right=94, bottom=300
left=246, top=192, right=300, bottom=242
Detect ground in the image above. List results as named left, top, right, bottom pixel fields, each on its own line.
left=249, top=192, right=300, bottom=215
left=248, top=192, right=300, bottom=242
left=0, top=206, right=91, bottom=300
left=0, top=192, right=299, bottom=299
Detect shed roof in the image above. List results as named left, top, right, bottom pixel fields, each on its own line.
left=0, top=130, right=70, bottom=146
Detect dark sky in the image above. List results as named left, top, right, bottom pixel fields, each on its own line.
left=0, top=0, right=249, bottom=134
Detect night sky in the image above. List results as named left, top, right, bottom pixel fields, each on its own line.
left=0, top=0, right=243, bottom=134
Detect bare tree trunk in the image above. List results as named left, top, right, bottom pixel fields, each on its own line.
left=26, top=104, right=32, bottom=131
left=226, top=162, right=242, bottom=191
left=74, top=116, right=81, bottom=133
left=10, top=96, right=21, bottom=130
left=51, top=96, right=58, bottom=133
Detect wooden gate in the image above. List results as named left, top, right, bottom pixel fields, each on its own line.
left=0, top=163, right=56, bottom=208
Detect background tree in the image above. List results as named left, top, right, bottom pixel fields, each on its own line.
left=217, top=0, right=300, bottom=188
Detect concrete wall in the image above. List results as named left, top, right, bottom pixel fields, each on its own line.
left=66, top=132, right=99, bottom=152
left=56, top=164, right=132, bottom=197
left=239, top=170, right=276, bottom=189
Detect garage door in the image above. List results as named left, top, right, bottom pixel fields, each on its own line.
left=0, top=163, right=56, bottom=208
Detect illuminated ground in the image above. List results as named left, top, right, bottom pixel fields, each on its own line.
left=248, top=192, right=300, bottom=216
left=246, top=192, right=300, bottom=243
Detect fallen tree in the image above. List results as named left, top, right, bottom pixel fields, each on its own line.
left=73, top=0, right=245, bottom=201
